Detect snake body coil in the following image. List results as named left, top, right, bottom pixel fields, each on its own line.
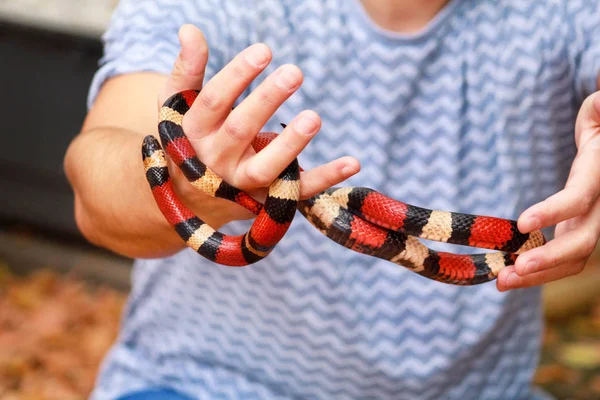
left=142, top=90, right=546, bottom=285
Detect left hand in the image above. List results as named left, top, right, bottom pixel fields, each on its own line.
left=497, top=92, right=600, bottom=291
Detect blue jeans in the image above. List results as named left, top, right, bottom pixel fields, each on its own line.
left=116, top=389, right=194, bottom=400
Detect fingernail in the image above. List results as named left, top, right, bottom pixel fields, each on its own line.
left=276, top=67, right=299, bottom=90
left=524, top=260, right=539, bottom=275
left=506, top=272, right=519, bottom=288
left=295, top=114, right=318, bottom=135
left=246, top=46, right=270, bottom=67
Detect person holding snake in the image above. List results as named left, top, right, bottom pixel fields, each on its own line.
left=65, top=0, right=600, bottom=399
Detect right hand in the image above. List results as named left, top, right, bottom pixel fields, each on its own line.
left=162, top=25, right=360, bottom=227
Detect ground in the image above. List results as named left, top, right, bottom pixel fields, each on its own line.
left=0, top=263, right=598, bottom=399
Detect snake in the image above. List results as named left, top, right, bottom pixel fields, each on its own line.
left=142, top=90, right=546, bottom=285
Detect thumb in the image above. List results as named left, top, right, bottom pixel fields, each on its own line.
left=159, top=24, right=208, bottom=108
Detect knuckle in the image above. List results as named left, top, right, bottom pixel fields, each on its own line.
left=278, top=134, right=299, bottom=153
left=257, top=90, right=278, bottom=107
left=223, top=115, right=250, bottom=141
left=546, top=253, right=559, bottom=269
left=581, top=232, right=598, bottom=256
left=580, top=191, right=595, bottom=212
left=198, top=90, right=224, bottom=112
left=232, top=63, right=248, bottom=80
left=326, top=166, right=343, bottom=187
left=244, top=165, right=271, bottom=186
left=172, top=58, right=185, bottom=77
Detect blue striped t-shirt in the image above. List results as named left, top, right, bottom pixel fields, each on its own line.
left=88, top=0, right=600, bottom=399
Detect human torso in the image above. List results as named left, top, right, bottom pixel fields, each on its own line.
left=93, top=1, right=582, bottom=399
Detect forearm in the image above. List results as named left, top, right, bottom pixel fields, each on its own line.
left=66, top=32, right=358, bottom=259
left=64, top=126, right=232, bottom=258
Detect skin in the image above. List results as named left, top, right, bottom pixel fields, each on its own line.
left=498, top=90, right=600, bottom=291
left=65, top=27, right=360, bottom=258
left=359, top=0, right=600, bottom=291
left=65, top=0, right=599, bottom=290
left=360, top=0, right=450, bottom=32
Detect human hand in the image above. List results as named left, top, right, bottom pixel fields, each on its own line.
left=161, top=25, right=360, bottom=227
left=497, top=92, right=600, bottom=291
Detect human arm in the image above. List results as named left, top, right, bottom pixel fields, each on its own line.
left=64, top=25, right=359, bottom=259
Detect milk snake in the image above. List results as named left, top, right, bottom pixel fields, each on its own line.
left=142, top=90, right=546, bottom=285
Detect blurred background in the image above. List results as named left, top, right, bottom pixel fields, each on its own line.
left=0, top=1, right=599, bottom=399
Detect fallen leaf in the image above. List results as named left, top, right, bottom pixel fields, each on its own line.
left=557, top=343, right=600, bottom=369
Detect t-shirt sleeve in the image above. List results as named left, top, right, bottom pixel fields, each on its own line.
left=565, top=0, right=600, bottom=100
left=87, top=0, right=233, bottom=108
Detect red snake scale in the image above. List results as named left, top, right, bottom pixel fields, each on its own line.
left=142, top=90, right=546, bottom=285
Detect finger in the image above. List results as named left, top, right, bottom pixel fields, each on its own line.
left=299, top=156, right=361, bottom=199
left=575, top=92, right=600, bottom=146
left=519, top=144, right=600, bottom=233
left=497, top=261, right=586, bottom=291
left=215, top=64, right=303, bottom=161
left=159, top=24, right=208, bottom=107
left=185, top=43, right=272, bottom=134
left=518, top=186, right=598, bottom=234
left=513, top=225, right=598, bottom=276
left=238, top=110, right=320, bottom=187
